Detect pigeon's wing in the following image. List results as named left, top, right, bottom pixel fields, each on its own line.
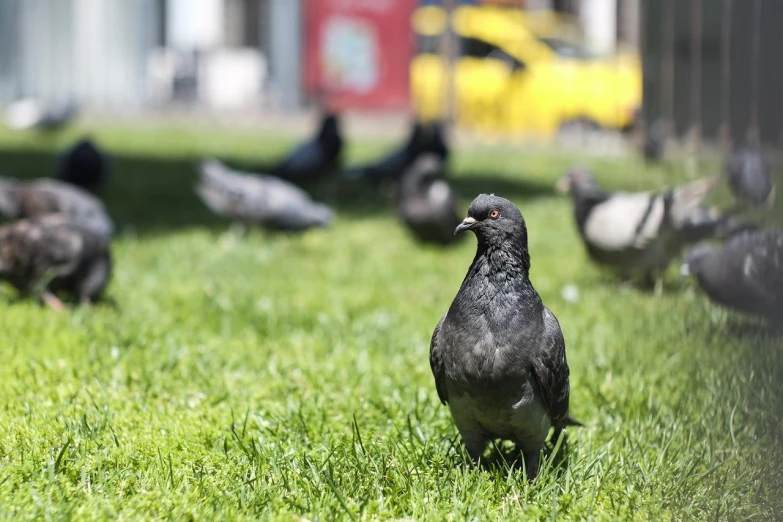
left=196, top=161, right=275, bottom=222
left=582, top=191, right=664, bottom=251
left=276, top=141, right=323, bottom=175
left=429, top=314, right=449, bottom=405
left=7, top=217, right=88, bottom=278
left=740, top=233, right=783, bottom=304
left=531, top=307, right=571, bottom=427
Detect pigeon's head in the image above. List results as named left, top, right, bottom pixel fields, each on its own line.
left=455, top=194, right=526, bottom=244
left=556, top=167, right=598, bottom=196
left=680, top=243, right=719, bottom=279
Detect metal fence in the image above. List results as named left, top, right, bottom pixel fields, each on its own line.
left=641, top=0, right=783, bottom=149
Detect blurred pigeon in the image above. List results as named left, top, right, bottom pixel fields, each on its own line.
left=346, top=121, right=449, bottom=184
left=676, top=204, right=757, bottom=243
left=430, top=194, right=580, bottom=479
left=196, top=159, right=333, bottom=231
left=4, top=98, right=78, bottom=132
left=0, top=177, right=113, bottom=237
left=0, top=214, right=112, bottom=310
left=681, top=229, right=783, bottom=321
left=643, top=119, right=665, bottom=162
left=58, top=138, right=111, bottom=193
left=272, top=113, right=343, bottom=183
left=725, top=144, right=775, bottom=207
left=557, top=167, right=721, bottom=284
left=397, top=154, right=461, bottom=245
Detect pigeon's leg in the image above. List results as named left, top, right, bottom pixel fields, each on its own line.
left=460, top=433, right=487, bottom=465
left=40, top=290, right=65, bottom=312
left=522, top=449, right=541, bottom=480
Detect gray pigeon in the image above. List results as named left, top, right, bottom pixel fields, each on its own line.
left=681, top=229, right=783, bottom=321
left=0, top=177, right=114, bottom=237
left=58, top=138, right=111, bottom=193
left=557, top=167, right=722, bottom=284
left=725, top=144, right=775, bottom=208
left=195, top=159, right=334, bottom=231
left=430, top=194, right=580, bottom=479
left=397, top=154, right=461, bottom=246
left=0, top=214, right=112, bottom=310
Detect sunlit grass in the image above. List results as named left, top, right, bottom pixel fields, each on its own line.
left=0, top=123, right=780, bottom=520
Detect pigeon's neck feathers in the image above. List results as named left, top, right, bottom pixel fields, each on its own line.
left=466, top=234, right=532, bottom=285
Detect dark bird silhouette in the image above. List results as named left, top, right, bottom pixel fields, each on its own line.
left=272, top=113, right=343, bottom=183
left=681, top=229, right=783, bottom=322
left=196, top=159, right=333, bottom=231
left=0, top=177, right=113, bottom=237
left=0, top=215, right=112, bottom=310
left=725, top=144, right=775, bottom=208
left=430, top=194, right=580, bottom=479
left=5, top=98, right=78, bottom=132
left=345, top=121, right=449, bottom=184
left=57, top=138, right=111, bottom=193
left=557, top=167, right=723, bottom=286
left=397, top=154, right=461, bottom=245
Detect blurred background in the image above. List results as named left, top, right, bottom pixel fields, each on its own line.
left=0, top=0, right=779, bottom=153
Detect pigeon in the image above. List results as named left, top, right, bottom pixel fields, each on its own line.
left=0, top=177, right=114, bottom=237
left=345, top=121, right=449, bottom=184
left=57, top=138, right=111, bottom=193
left=397, top=154, right=462, bottom=245
left=556, top=167, right=722, bottom=284
left=643, top=119, right=665, bottom=162
left=195, top=159, right=334, bottom=231
left=681, top=229, right=783, bottom=321
left=272, top=113, right=343, bottom=183
left=725, top=144, right=775, bottom=208
left=430, top=194, right=580, bottom=479
left=0, top=214, right=112, bottom=310
left=4, top=98, right=78, bottom=132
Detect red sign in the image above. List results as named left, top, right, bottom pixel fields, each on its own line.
left=304, top=0, right=416, bottom=110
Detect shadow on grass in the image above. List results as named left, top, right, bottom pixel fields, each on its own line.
left=0, top=147, right=558, bottom=236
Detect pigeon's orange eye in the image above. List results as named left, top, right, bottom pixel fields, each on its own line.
left=489, top=209, right=500, bottom=219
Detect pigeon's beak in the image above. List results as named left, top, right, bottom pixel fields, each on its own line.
left=454, top=216, right=476, bottom=235
left=679, top=262, right=691, bottom=279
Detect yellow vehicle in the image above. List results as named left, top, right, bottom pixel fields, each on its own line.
left=410, top=5, right=642, bottom=139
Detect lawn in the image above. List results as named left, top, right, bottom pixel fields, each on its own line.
left=0, top=122, right=780, bottom=520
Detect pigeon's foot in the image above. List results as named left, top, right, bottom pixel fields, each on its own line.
left=41, top=291, right=65, bottom=312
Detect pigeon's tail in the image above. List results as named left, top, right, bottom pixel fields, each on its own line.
left=669, top=175, right=721, bottom=227
left=551, top=416, right=584, bottom=443
left=0, top=177, right=20, bottom=218
left=677, top=205, right=759, bottom=242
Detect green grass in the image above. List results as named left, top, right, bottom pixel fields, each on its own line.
left=0, top=123, right=781, bottom=520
